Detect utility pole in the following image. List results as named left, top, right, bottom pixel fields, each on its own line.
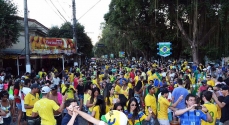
left=72, top=0, right=78, bottom=66
left=24, top=0, right=31, bottom=73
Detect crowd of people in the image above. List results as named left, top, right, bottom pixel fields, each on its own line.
left=0, top=59, right=229, bottom=125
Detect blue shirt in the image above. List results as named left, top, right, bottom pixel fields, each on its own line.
left=153, top=79, right=163, bottom=87
left=179, top=110, right=207, bottom=125
left=192, top=65, right=197, bottom=72
left=62, top=113, right=79, bottom=125
left=172, top=87, right=189, bottom=109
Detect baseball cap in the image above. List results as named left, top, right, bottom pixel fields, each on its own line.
left=147, top=85, right=155, bottom=91
left=50, top=84, right=58, bottom=90
left=221, top=85, right=229, bottom=91
left=41, top=86, right=51, bottom=93
left=201, top=80, right=207, bottom=84
left=30, top=84, right=40, bottom=89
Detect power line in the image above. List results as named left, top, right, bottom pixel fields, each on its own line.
left=49, top=0, right=69, bottom=22
left=78, top=0, right=101, bottom=21
left=56, top=0, right=71, bottom=20
left=44, top=0, right=65, bottom=22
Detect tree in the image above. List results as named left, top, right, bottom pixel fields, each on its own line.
left=102, top=0, right=180, bottom=60
left=0, top=0, right=20, bottom=49
left=99, top=0, right=229, bottom=62
left=173, top=0, right=218, bottom=63
left=48, top=22, right=93, bottom=57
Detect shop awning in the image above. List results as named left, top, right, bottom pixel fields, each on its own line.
left=1, top=54, right=63, bottom=59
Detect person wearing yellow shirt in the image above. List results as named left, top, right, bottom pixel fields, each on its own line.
left=83, top=82, right=92, bottom=112
left=24, top=84, right=40, bottom=124
left=68, top=72, right=74, bottom=84
left=127, top=79, right=133, bottom=89
left=38, top=68, right=47, bottom=79
left=134, top=71, right=141, bottom=86
left=99, top=74, right=104, bottom=83
left=120, top=79, right=129, bottom=99
left=61, top=82, right=76, bottom=100
left=125, top=97, right=152, bottom=125
left=206, top=75, right=215, bottom=87
left=32, top=86, right=67, bottom=125
left=146, top=67, right=153, bottom=77
left=92, top=78, right=100, bottom=89
left=105, top=65, right=109, bottom=70
left=92, top=95, right=107, bottom=120
left=105, top=85, right=116, bottom=112
left=201, top=91, right=217, bottom=125
left=157, top=88, right=183, bottom=125
left=114, top=79, right=122, bottom=95
left=86, top=87, right=100, bottom=116
left=124, top=72, right=130, bottom=80
left=144, top=85, right=157, bottom=125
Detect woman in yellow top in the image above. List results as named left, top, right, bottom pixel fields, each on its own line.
left=92, top=77, right=100, bottom=89
left=120, top=79, right=129, bottom=99
left=86, top=87, right=100, bottom=115
left=190, top=73, right=196, bottom=84
left=126, top=89, right=134, bottom=108
left=127, top=78, right=133, bottom=89
left=125, top=97, right=152, bottom=125
left=83, top=82, right=92, bottom=112
left=124, top=72, right=130, bottom=80
left=105, top=85, right=116, bottom=112
left=92, top=95, right=106, bottom=120
left=134, top=71, right=141, bottom=86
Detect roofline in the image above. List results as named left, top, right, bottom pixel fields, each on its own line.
left=16, top=16, right=49, bottom=31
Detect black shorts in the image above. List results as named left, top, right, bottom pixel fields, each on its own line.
left=23, top=112, right=27, bottom=121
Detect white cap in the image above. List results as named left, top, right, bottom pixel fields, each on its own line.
left=41, top=86, right=51, bottom=93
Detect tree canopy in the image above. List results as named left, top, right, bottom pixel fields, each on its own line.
left=0, top=0, right=20, bottom=49
left=96, top=0, right=229, bottom=63
left=48, top=22, right=93, bottom=57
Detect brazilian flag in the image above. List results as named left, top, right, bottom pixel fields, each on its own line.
left=157, top=42, right=172, bottom=57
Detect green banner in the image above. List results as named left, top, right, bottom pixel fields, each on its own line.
left=157, top=42, right=172, bottom=57
left=110, top=54, right=114, bottom=58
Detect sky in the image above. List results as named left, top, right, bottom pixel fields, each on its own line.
left=12, top=0, right=111, bottom=45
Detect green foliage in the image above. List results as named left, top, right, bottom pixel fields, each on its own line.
left=97, top=0, right=229, bottom=61
left=0, top=0, right=20, bottom=49
left=48, top=22, right=93, bottom=57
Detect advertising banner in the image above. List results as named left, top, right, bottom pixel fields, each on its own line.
left=30, top=36, right=76, bottom=54
left=1, top=55, right=63, bottom=59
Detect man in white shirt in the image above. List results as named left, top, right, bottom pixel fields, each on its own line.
left=0, top=71, right=5, bottom=81
left=20, top=79, right=31, bottom=122
left=0, top=79, right=3, bottom=92
left=53, top=73, right=60, bottom=85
